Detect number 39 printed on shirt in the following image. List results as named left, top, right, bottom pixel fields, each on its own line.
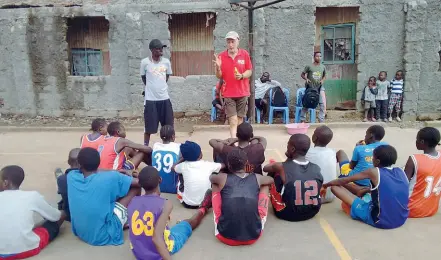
left=153, top=152, right=175, bottom=173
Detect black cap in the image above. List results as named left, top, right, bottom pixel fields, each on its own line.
left=149, top=39, right=167, bottom=50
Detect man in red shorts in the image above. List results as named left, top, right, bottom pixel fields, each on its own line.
left=210, top=148, right=273, bottom=246
left=214, top=31, right=253, bottom=138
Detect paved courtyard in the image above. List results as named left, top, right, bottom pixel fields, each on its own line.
left=0, top=125, right=439, bottom=260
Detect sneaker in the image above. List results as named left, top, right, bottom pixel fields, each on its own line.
left=200, top=189, right=212, bottom=209
left=363, top=118, right=368, bottom=122
left=371, top=118, right=377, bottom=122
left=396, top=117, right=401, bottom=122
left=388, top=117, right=393, bottom=122
left=382, top=119, right=387, bottom=122
left=54, top=168, right=64, bottom=179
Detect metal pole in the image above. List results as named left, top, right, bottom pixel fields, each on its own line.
left=247, top=1, right=256, bottom=123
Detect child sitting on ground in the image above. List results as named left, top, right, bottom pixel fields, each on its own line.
left=264, top=134, right=323, bottom=222
left=172, top=141, right=225, bottom=208
left=128, top=166, right=211, bottom=260
left=388, top=70, right=404, bottom=122
left=0, top=165, right=66, bottom=259
left=306, top=126, right=337, bottom=203
left=361, top=76, right=378, bottom=122
left=404, top=127, right=441, bottom=218
left=80, top=118, right=107, bottom=149
left=324, top=145, right=409, bottom=229
left=152, top=125, right=181, bottom=194
left=55, top=148, right=81, bottom=221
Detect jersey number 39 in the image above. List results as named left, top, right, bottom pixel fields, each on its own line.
left=153, top=153, right=174, bottom=173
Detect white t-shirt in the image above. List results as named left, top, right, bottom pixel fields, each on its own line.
left=0, top=190, right=61, bottom=255
left=140, top=57, right=172, bottom=101
left=174, top=161, right=222, bottom=206
left=306, top=146, right=337, bottom=202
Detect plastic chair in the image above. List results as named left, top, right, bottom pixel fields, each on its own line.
left=268, top=88, right=290, bottom=124
left=294, top=87, right=316, bottom=123
left=210, top=87, right=217, bottom=122
left=255, top=107, right=261, bottom=124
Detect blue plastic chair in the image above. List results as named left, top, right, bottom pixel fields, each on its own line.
left=255, top=107, right=261, bottom=124
left=268, top=88, right=290, bottom=124
left=210, top=87, right=217, bottom=122
left=294, top=87, right=316, bottom=123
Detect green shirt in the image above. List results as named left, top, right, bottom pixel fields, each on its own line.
left=304, top=64, right=326, bottom=86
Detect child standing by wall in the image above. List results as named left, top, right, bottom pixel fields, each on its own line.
left=388, top=70, right=404, bottom=122
left=361, top=76, right=378, bottom=122
left=375, top=71, right=390, bottom=122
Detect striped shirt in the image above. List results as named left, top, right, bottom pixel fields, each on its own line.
left=390, top=79, right=404, bottom=94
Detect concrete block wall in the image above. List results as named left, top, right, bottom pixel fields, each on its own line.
left=0, top=0, right=440, bottom=119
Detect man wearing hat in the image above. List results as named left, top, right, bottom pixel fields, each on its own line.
left=214, top=31, right=253, bottom=138
left=140, top=39, right=173, bottom=146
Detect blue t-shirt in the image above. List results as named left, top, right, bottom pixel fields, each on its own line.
left=67, top=170, right=132, bottom=246
left=350, top=141, right=388, bottom=186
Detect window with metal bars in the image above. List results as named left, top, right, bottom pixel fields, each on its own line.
left=321, top=24, right=355, bottom=64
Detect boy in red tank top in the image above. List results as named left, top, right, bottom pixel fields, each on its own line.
left=404, top=127, right=441, bottom=218
left=80, top=118, right=107, bottom=150
left=99, top=122, right=152, bottom=171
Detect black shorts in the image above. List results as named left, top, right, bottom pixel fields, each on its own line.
left=144, top=99, right=174, bottom=134
left=255, top=99, right=265, bottom=111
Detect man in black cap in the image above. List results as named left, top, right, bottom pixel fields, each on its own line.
left=140, top=39, right=174, bottom=146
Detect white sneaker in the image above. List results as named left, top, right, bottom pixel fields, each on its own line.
left=396, top=117, right=401, bottom=122
left=388, top=117, right=393, bottom=122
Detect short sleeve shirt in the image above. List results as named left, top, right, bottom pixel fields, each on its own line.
left=350, top=141, right=388, bottom=186
left=140, top=57, right=172, bottom=101
left=67, top=170, right=132, bottom=246
left=303, top=64, right=326, bottom=86
left=219, top=49, right=253, bottom=98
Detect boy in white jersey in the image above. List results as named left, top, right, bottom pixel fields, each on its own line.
left=152, top=125, right=181, bottom=194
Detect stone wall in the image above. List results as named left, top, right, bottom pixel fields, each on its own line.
left=0, top=0, right=440, bottom=118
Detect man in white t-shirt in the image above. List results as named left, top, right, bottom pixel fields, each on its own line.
left=0, top=165, right=65, bottom=259
left=305, top=126, right=337, bottom=203
left=255, top=72, right=281, bottom=118
left=140, top=39, right=173, bottom=146
left=172, top=141, right=225, bottom=208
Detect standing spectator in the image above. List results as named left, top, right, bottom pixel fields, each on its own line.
left=255, top=72, right=281, bottom=120
left=361, top=76, right=378, bottom=122
left=140, top=39, right=174, bottom=146
left=300, top=52, right=327, bottom=123
left=388, top=70, right=404, bottom=122
left=375, top=71, right=390, bottom=122
left=214, top=31, right=253, bottom=138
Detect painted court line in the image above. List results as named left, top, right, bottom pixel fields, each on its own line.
left=273, top=148, right=351, bottom=260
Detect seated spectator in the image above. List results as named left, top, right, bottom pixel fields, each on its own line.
left=264, top=134, right=323, bottom=222
left=210, top=148, right=273, bottom=246
left=55, top=148, right=81, bottom=221
left=306, top=126, right=337, bottom=203
left=404, top=127, right=441, bottom=218
left=209, top=122, right=266, bottom=174
left=0, top=165, right=65, bottom=259
left=255, top=72, right=281, bottom=119
left=173, top=141, right=225, bottom=208
left=212, top=79, right=225, bottom=112
left=68, top=147, right=140, bottom=246
left=128, top=166, right=211, bottom=260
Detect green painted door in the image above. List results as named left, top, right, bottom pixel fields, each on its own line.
left=324, top=79, right=357, bottom=108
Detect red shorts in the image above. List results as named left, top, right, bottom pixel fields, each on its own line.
left=0, top=228, right=49, bottom=260
left=212, top=191, right=269, bottom=246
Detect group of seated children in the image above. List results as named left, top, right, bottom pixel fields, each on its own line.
left=1, top=120, right=441, bottom=260
left=361, top=70, right=405, bottom=122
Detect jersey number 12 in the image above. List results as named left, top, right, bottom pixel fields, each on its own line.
left=294, top=180, right=319, bottom=206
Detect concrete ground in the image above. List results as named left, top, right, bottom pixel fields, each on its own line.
left=0, top=125, right=439, bottom=260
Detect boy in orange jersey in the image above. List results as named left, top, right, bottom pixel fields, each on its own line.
left=80, top=118, right=108, bottom=150
left=99, top=121, right=152, bottom=171
left=404, top=127, right=441, bottom=218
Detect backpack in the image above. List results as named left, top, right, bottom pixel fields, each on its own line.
left=271, top=86, right=287, bottom=107
left=302, top=84, right=320, bottom=109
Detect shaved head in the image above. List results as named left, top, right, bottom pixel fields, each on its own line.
left=68, top=148, right=81, bottom=168
left=313, top=126, right=333, bottom=146
left=287, top=134, right=311, bottom=157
